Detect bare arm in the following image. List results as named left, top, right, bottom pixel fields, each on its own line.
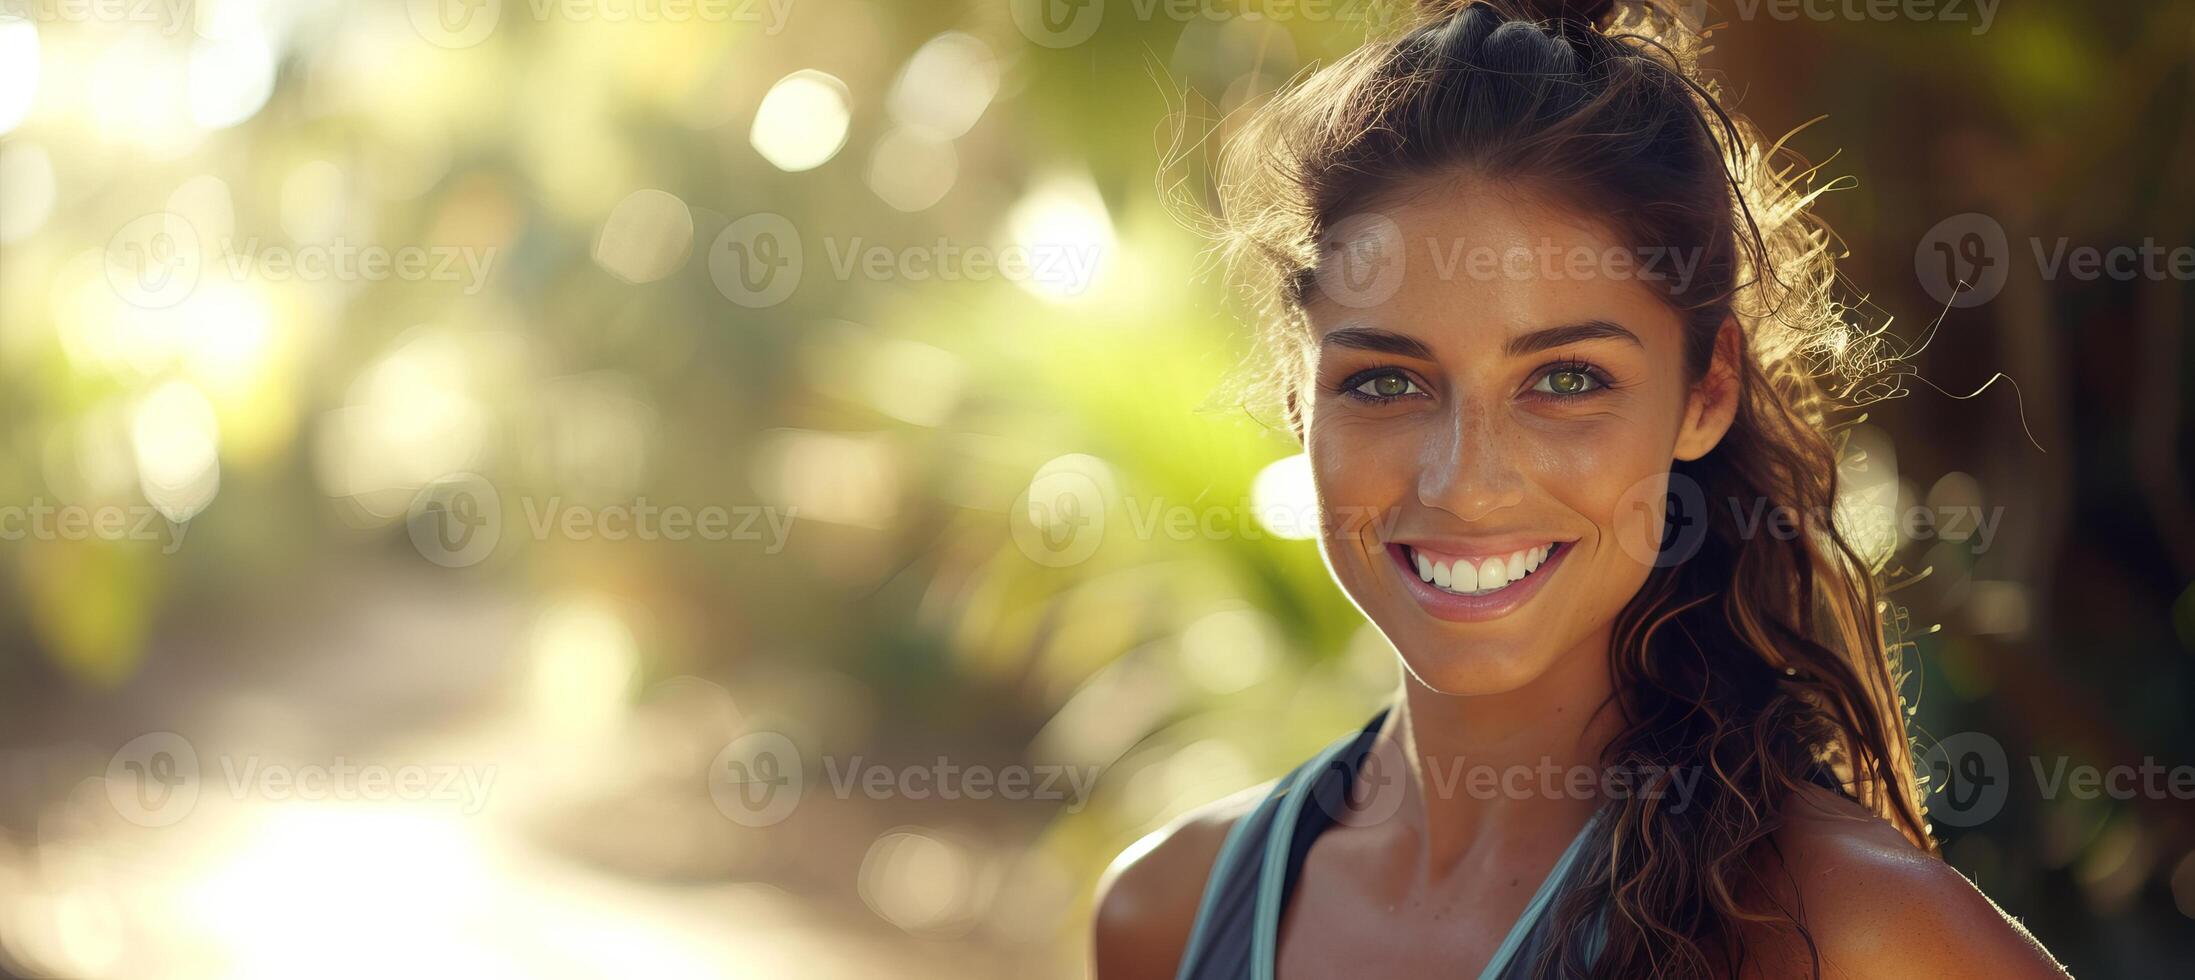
left=1091, top=785, right=1269, bottom=980
left=1744, top=786, right=2072, bottom=980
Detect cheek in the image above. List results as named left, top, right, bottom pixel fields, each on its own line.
left=1304, top=417, right=1413, bottom=537
left=1308, top=410, right=1413, bottom=490
left=1535, top=417, right=1684, bottom=572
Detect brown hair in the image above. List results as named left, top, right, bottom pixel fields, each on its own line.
left=1204, top=0, right=1929, bottom=975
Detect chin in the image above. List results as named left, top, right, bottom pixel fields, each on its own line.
left=1387, top=633, right=1559, bottom=696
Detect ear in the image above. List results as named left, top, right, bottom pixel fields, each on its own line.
left=1673, top=317, right=1743, bottom=462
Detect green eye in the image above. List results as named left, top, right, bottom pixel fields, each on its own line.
left=1352, top=372, right=1420, bottom=399
left=1536, top=367, right=1602, bottom=396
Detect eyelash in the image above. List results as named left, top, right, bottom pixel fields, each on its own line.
left=1331, top=361, right=1616, bottom=403
left=1334, top=368, right=1425, bottom=402
left=1529, top=360, right=1615, bottom=399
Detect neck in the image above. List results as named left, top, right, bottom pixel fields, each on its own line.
left=1375, top=622, right=1624, bottom=876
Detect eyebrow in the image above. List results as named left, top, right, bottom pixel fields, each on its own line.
left=1319, top=319, right=1643, bottom=360
left=1504, top=319, right=1643, bottom=357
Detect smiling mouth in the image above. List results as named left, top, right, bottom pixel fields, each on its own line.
left=1397, top=542, right=1567, bottom=598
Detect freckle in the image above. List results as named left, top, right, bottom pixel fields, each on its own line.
left=1510, top=878, right=1520, bottom=887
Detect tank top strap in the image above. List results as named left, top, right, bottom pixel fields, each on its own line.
left=1476, top=802, right=1611, bottom=978
left=1175, top=707, right=1611, bottom=979
left=1175, top=710, right=1389, bottom=980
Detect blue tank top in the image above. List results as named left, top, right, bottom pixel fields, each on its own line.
left=1172, top=709, right=1613, bottom=980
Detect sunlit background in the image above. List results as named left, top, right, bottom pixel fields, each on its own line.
left=0, top=0, right=2190, bottom=977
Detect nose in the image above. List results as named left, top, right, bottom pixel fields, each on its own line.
left=1415, top=403, right=1525, bottom=522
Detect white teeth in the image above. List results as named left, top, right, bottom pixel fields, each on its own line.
left=1478, top=557, right=1507, bottom=589
left=1406, top=543, right=1559, bottom=596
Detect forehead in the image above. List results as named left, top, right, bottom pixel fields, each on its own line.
left=1303, top=181, right=1686, bottom=347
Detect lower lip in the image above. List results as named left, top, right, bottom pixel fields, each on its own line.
left=1386, top=542, right=1571, bottom=623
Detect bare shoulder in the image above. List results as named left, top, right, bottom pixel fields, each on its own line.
left=1091, top=781, right=1274, bottom=980
left=1740, top=783, right=2071, bottom=979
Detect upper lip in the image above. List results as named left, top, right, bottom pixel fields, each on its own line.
left=1390, top=536, right=1574, bottom=562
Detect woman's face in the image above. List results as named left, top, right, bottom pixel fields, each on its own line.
left=1301, top=182, right=1737, bottom=696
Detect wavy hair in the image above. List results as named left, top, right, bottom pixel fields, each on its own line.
left=1200, top=0, right=1930, bottom=975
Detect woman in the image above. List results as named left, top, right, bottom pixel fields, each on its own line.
left=1093, top=1, right=2071, bottom=977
